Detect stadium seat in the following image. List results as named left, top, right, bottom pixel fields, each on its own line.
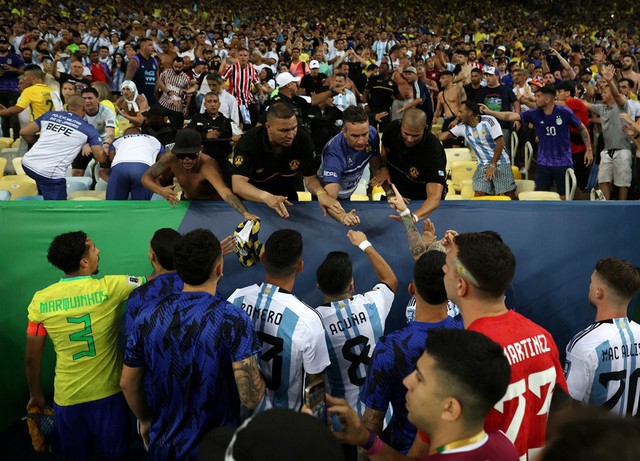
left=296, top=191, right=312, bottom=201
left=11, top=138, right=21, bottom=148
left=515, top=179, right=535, bottom=198
left=444, top=193, right=464, bottom=200
left=15, top=195, right=44, bottom=201
left=66, top=178, right=90, bottom=194
left=0, top=175, right=38, bottom=199
left=371, top=185, right=385, bottom=201
left=12, top=157, right=25, bottom=175
left=565, top=168, right=577, bottom=201
left=449, top=160, right=477, bottom=192
left=0, top=138, right=12, bottom=149
left=68, top=190, right=106, bottom=200
left=0, top=157, right=6, bottom=178
left=350, top=194, right=369, bottom=201
left=95, top=178, right=108, bottom=191
left=518, top=191, right=561, bottom=201
left=151, top=193, right=165, bottom=201
left=0, top=148, right=20, bottom=174
left=67, top=176, right=92, bottom=189
left=522, top=141, right=534, bottom=180
left=510, top=131, right=519, bottom=165
left=511, top=166, right=522, bottom=180
left=460, top=179, right=474, bottom=199
left=431, top=124, right=442, bottom=135
left=445, top=148, right=473, bottom=174
left=471, top=195, right=511, bottom=200
left=0, top=190, right=10, bottom=200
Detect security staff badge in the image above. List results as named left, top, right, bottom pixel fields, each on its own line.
left=409, top=166, right=420, bottom=178
left=234, top=155, right=244, bottom=167
left=289, top=159, right=300, bottom=171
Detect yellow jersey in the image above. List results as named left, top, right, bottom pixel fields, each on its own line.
left=16, top=83, right=58, bottom=121
left=27, top=275, right=145, bottom=406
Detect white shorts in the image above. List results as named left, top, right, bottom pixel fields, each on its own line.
left=598, top=149, right=632, bottom=187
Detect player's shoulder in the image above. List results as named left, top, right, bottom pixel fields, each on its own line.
left=228, top=284, right=261, bottom=301
left=567, top=320, right=619, bottom=354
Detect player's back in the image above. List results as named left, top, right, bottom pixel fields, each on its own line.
left=565, top=317, right=640, bottom=416
left=315, top=283, right=394, bottom=414
left=229, top=283, right=330, bottom=410
left=467, top=310, right=567, bottom=461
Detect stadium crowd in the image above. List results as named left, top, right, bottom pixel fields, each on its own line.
left=9, top=1, right=640, bottom=460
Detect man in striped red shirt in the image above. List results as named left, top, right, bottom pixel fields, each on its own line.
left=220, top=48, right=261, bottom=128
left=157, top=57, right=197, bottom=129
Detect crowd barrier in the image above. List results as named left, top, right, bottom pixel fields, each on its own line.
left=1, top=200, right=639, bottom=430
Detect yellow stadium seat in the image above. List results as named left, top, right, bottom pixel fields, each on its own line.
left=511, top=166, right=522, bottom=180
left=0, top=147, right=20, bottom=174
left=518, top=191, right=561, bottom=201
left=68, top=190, right=106, bottom=200
left=12, top=138, right=21, bottom=148
left=565, top=168, right=577, bottom=201
left=0, top=138, right=12, bottom=149
left=445, top=149, right=473, bottom=174
left=449, top=161, right=477, bottom=192
left=510, top=131, right=519, bottom=165
left=471, top=195, right=512, bottom=200
left=460, top=179, right=474, bottom=199
left=444, top=194, right=465, bottom=200
left=350, top=194, right=369, bottom=201
left=371, top=185, right=385, bottom=201
left=296, top=191, right=312, bottom=201
left=0, top=157, right=6, bottom=178
left=12, top=157, right=25, bottom=175
left=431, top=124, right=443, bottom=135
left=0, top=175, right=38, bottom=199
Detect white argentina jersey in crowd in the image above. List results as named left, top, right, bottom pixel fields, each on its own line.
left=405, top=296, right=460, bottom=323
left=315, top=283, right=394, bottom=416
left=565, top=317, right=640, bottom=416
left=229, top=283, right=331, bottom=411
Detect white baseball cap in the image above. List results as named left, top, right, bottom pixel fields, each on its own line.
left=276, top=72, right=301, bottom=88
left=309, top=60, right=320, bottom=69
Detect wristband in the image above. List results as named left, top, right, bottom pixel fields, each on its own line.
left=399, top=208, right=411, bottom=217
left=366, top=436, right=384, bottom=457
left=362, top=429, right=377, bottom=451
left=316, top=190, right=327, bottom=196
left=358, top=240, right=372, bottom=252
left=411, top=213, right=419, bottom=223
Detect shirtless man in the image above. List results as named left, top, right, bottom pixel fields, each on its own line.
left=159, top=39, right=177, bottom=72
left=618, top=54, right=640, bottom=92
left=432, top=71, right=466, bottom=141
left=141, top=128, right=257, bottom=220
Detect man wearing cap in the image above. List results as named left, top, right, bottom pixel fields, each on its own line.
left=232, top=102, right=345, bottom=220
left=300, top=60, right=327, bottom=96
left=481, top=84, right=592, bottom=199
left=157, top=57, right=197, bottom=129
left=396, top=66, right=434, bottom=123
left=141, top=128, right=258, bottom=221
left=0, top=34, right=25, bottom=139
left=475, top=66, right=520, bottom=155
left=141, top=103, right=177, bottom=146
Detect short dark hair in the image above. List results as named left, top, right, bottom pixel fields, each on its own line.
left=413, top=251, right=447, bottom=304
left=595, top=257, right=640, bottom=299
left=463, top=100, right=481, bottom=117
left=263, top=229, right=303, bottom=277
left=80, top=87, right=99, bottom=98
left=24, top=65, right=44, bottom=79
left=440, top=70, right=453, bottom=77
left=47, top=231, right=89, bottom=274
left=317, top=252, right=352, bottom=296
left=426, top=329, right=511, bottom=423
left=454, top=231, right=515, bottom=298
left=266, top=102, right=296, bottom=123
left=150, top=228, right=181, bottom=271
left=173, top=56, right=184, bottom=64
left=557, top=80, right=576, bottom=96
left=539, top=84, right=557, bottom=97
left=618, top=77, right=634, bottom=88
left=343, top=106, right=368, bottom=125
left=174, top=229, right=221, bottom=285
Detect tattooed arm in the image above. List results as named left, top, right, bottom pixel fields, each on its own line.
left=202, top=160, right=258, bottom=221
left=233, top=354, right=266, bottom=409
left=362, top=406, right=385, bottom=434
left=387, top=184, right=428, bottom=260
left=141, top=154, right=179, bottom=205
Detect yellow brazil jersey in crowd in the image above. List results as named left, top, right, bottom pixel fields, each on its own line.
left=27, top=274, right=145, bottom=406
left=16, top=83, right=60, bottom=121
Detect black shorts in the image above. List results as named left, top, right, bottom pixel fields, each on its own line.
left=71, top=151, right=94, bottom=170
left=572, top=150, right=589, bottom=189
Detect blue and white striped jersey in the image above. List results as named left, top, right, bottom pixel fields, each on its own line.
left=449, top=115, right=510, bottom=166
left=315, top=283, right=395, bottom=415
left=228, top=283, right=331, bottom=411
left=565, top=317, right=640, bottom=416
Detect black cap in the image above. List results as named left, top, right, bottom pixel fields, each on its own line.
left=0, top=36, right=8, bottom=43
left=143, top=103, right=167, bottom=117
left=173, top=128, right=202, bottom=154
